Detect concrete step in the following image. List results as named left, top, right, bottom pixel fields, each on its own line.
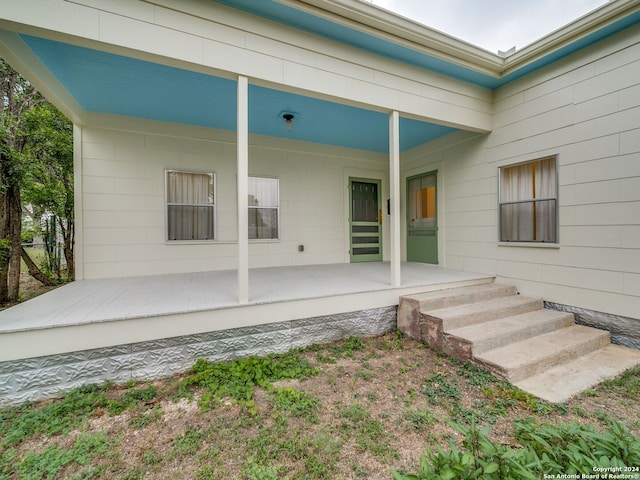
left=446, top=309, right=575, bottom=355
left=428, top=295, right=543, bottom=331
left=513, top=344, right=640, bottom=403
left=474, top=325, right=611, bottom=382
left=398, top=283, right=515, bottom=339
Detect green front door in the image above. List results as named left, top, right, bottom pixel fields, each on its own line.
left=407, top=171, right=438, bottom=264
left=349, top=178, right=382, bottom=262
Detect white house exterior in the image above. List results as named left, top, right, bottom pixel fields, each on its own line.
left=0, top=0, right=639, bottom=404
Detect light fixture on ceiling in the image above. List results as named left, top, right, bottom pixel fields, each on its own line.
left=280, top=112, right=295, bottom=132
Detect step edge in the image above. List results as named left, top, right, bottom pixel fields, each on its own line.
left=474, top=326, right=611, bottom=382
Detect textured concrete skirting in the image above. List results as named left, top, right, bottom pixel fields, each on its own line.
left=0, top=306, right=396, bottom=407
left=545, top=302, right=640, bottom=350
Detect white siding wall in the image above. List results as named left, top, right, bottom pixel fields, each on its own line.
left=403, top=24, right=640, bottom=320
left=80, top=124, right=388, bottom=278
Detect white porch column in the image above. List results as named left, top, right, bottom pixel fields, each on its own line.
left=389, top=111, right=401, bottom=287
left=73, top=124, right=84, bottom=281
left=237, top=75, right=249, bottom=304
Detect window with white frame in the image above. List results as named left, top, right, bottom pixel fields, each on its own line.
left=248, top=176, right=279, bottom=240
left=166, top=170, right=215, bottom=241
left=499, top=156, right=558, bottom=243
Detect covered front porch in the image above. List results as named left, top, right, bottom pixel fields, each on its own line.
left=0, top=262, right=492, bottom=360
left=0, top=262, right=492, bottom=405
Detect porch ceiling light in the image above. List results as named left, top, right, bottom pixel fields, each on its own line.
left=280, top=111, right=296, bottom=132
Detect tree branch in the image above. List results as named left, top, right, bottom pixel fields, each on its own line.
left=20, top=245, right=55, bottom=286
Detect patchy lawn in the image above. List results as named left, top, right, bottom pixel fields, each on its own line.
left=1, top=331, right=639, bottom=479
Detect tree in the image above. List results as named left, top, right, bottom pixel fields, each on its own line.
left=0, top=59, right=41, bottom=302
left=0, top=58, right=73, bottom=303
left=21, top=102, right=74, bottom=281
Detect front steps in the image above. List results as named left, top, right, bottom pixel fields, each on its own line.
left=398, top=283, right=640, bottom=403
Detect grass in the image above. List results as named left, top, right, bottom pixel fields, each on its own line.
left=1, top=332, right=639, bottom=479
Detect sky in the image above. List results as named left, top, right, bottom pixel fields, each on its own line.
left=366, top=0, right=608, bottom=53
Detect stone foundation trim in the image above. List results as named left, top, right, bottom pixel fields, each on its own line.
left=0, top=306, right=396, bottom=407
left=545, top=302, right=639, bottom=350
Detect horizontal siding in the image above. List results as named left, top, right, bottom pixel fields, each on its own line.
left=404, top=23, right=640, bottom=320
left=81, top=124, right=388, bottom=278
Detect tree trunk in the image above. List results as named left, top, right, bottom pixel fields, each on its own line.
left=20, top=245, right=55, bottom=286
left=0, top=185, right=22, bottom=303
left=64, top=228, right=75, bottom=281
left=0, top=191, right=9, bottom=304
left=58, top=216, right=74, bottom=281
left=7, top=186, right=22, bottom=300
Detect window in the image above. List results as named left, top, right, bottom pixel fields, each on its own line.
left=499, top=156, right=557, bottom=243
left=166, top=170, right=215, bottom=241
left=248, top=176, right=279, bottom=240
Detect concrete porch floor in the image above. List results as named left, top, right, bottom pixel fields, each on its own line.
left=0, top=262, right=491, bottom=333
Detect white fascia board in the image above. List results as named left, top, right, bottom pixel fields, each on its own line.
left=284, top=0, right=639, bottom=79
left=279, top=0, right=505, bottom=76
left=0, top=29, right=86, bottom=125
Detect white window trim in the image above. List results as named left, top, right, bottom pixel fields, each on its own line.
left=248, top=175, right=280, bottom=242
left=165, top=168, right=217, bottom=243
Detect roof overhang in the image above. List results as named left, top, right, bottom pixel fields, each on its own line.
left=0, top=0, right=638, bottom=153
left=255, top=0, right=640, bottom=86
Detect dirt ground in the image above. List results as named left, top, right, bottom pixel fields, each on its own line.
left=1, top=278, right=639, bottom=479
left=0, top=273, right=62, bottom=311
left=2, top=331, right=639, bottom=480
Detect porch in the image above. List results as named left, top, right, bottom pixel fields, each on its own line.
left=0, top=262, right=492, bottom=405
left=0, top=262, right=492, bottom=362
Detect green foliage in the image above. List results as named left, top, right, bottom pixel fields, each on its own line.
left=600, top=365, right=640, bottom=398
left=180, top=352, right=319, bottom=410
left=379, top=330, right=405, bottom=351
left=422, top=374, right=461, bottom=405
left=106, top=385, right=158, bottom=415
left=0, top=384, right=109, bottom=448
left=16, top=432, right=111, bottom=480
left=402, top=408, right=435, bottom=432
left=0, top=239, right=10, bottom=263
left=1, top=59, right=75, bottom=288
left=272, top=387, right=320, bottom=421
left=244, top=462, right=280, bottom=480
left=129, top=407, right=162, bottom=429
left=456, top=361, right=501, bottom=387
left=171, top=424, right=204, bottom=457
left=481, top=382, right=553, bottom=416
left=391, top=419, right=640, bottom=480
left=340, top=403, right=397, bottom=459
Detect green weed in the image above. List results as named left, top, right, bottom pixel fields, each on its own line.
left=422, top=374, right=461, bottom=405
left=456, top=361, right=501, bottom=387
left=0, top=384, right=109, bottom=447
left=16, top=432, right=112, bottom=480
left=171, top=424, right=204, bottom=457
left=129, top=407, right=162, bottom=429
left=180, top=351, right=319, bottom=410
left=339, top=403, right=397, bottom=459
left=272, top=387, right=320, bottom=422
left=392, top=419, right=640, bottom=479
left=402, top=408, right=435, bottom=431
left=107, top=384, right=158, bottom=415
left=600, top=365, right=640, bottom=398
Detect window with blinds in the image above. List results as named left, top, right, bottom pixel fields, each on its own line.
left=499, top=157, right=557, bottom=243
left=248, top=176, right=279, bottom=240
left=166, top=170, right=215, bottom=241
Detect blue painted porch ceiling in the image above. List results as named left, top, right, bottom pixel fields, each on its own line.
left=20, top=35, right=455, bottom=153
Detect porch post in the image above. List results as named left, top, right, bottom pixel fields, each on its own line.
left=237, top=75, right=249, bottom=304
left=389, top=110, right=401, bottom=287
